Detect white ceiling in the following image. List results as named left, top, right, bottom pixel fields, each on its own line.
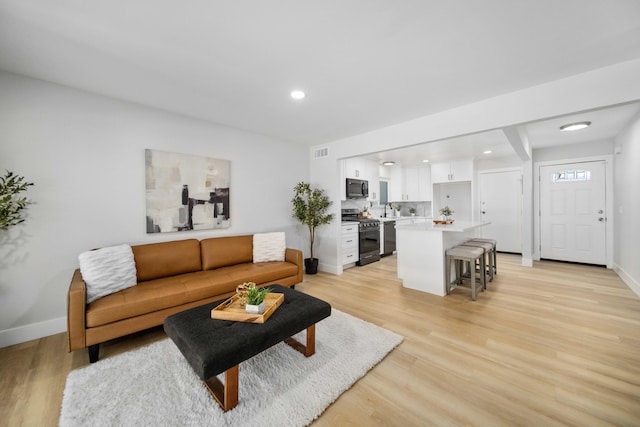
left=366, top=102, right=640, bottom=166
left=1, top=1, right=640, bottom=151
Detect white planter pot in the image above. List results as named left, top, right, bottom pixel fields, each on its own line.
left=245, top=302, right=265, bottom=314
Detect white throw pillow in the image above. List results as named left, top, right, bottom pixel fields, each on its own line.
left=253, top=232, right=286, bottom=263
left=78, top=244, right=137, bottom=304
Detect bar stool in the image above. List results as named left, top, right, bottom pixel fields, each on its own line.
left=461, top=240, right=494, bottom=283
left=445, top=245, right=486, bottom=301
left=469, top=238, right=497, bottom=277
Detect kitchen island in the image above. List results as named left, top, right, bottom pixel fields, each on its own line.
left=396, top=220, right=491, bottom=296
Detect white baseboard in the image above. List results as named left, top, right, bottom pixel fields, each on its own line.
left=318, top=261, right=340, bottom=275
left=0, top=316, right=66, bottom=349
left=613, top=264, right=640, bottom=298
left=521, top=257, right=533, bottom=267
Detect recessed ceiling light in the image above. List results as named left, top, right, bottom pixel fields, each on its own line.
left=290, top=90, right=306, bottom=100
left=483, top=150, right=492, bottom=154
left=422, top=159, right=429, bottom=163
left=382, top=161, right=395, bottom=166
left=559, top=121, right=591, bottom=131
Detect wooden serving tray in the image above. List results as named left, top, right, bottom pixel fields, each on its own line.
left=211, top=293, right=284, bottom=323
left=433, top=219, right=455, bottom=224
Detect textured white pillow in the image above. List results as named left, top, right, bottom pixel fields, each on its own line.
left=78, top=244, right=137, bottom=304
left=253, top=232, right=286, bottom=263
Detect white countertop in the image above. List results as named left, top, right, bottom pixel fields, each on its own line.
left=396, top=220, right=490, bottom=232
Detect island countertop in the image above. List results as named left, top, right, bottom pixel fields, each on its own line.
left=395, top=220, right=490, bottom=232
left=396, top=220, right=491, bottom=296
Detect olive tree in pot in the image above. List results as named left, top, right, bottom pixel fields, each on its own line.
left=1, top=170, right=34, bottom=231
left=291, top=182, right=334, bottom=274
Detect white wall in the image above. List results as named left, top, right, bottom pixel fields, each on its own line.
left=533, top=140, right=614, bottom=163
left=614, top=112, right=640, bottom=295
left=0, top=71, right=309, bottom=347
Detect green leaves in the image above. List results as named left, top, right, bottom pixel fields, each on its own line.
left=291, top=182, right=334, bottom=259
left=0, top=170, right=34, bottom=231
left=246, top=285, right=270, bottom=306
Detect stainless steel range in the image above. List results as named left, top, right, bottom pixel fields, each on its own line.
left=341, top=209, right=380, bottom=266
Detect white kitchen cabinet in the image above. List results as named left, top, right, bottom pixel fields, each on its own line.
left=344, top=157, right=366, bottom=179
left=431, top=159, right=473, bottom=183
left=389, top=167, right=403, bottom=201
left=341, top=223, right=359, bottom=266
left=419, top=167, right=432, bottom=200
left=405, top=167, right=420, bottom=200
left=366, top=159, right=380, bottom=202
left=389, top=165, right=431, bottom=201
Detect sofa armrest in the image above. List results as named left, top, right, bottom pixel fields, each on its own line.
left=67, top=269, right=87, bottom=352
left=285, top=248, right=303, bottom=283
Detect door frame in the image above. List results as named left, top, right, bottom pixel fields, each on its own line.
left=533, top=155, right=614, bottom=268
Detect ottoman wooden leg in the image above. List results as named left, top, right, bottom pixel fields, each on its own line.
left=204, top=365, right=239, bottom=412
left=284, top=324, right=316, bottom=357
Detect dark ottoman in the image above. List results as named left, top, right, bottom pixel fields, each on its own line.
left=164, top=284, right=331, bottom=411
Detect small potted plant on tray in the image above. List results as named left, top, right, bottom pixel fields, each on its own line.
left=439, top=205, right=455, bottom=221
left=245, top=285, right=271, bottom=314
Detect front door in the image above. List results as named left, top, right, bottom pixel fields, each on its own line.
left=479, top=169, right=522, bottom=253
left=539, top=161, right=607, bottom=265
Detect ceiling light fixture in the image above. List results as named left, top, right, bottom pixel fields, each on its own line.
left=290, top=90, right=306, bottom=100
left=559, top=121, right=591, bottom=131
left=382, top=161, right=395, bottom=166
left=483, top=150, right=492, bottom=154
left=422, top=159, right=429, bottom=163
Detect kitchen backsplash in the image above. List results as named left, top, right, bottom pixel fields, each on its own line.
left=341, top=200, right=432, bottom=218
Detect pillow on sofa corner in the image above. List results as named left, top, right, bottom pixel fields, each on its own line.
left=253, top=232, right=286, bottom=263
left=78, top=244, right=137, bottom=303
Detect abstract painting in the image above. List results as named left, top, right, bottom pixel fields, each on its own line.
left=145, top=149, right=230, bottom=233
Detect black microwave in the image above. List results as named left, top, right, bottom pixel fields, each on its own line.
left=346, top=178, right=368, bottom=199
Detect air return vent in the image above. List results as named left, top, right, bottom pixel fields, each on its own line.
left=313, top=147, right=329, bottom=158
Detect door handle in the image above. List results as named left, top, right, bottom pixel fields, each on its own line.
left=481, top=211, right=486, bottom=214
left=598, top=217, right=606, bottom=222
left=598, top=209, right=604, bottom=214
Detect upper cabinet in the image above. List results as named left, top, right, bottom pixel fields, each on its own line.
left=366, top=161, right=380, bottom=202
left=431, top=159, right=473, bottom=183
left=343, top=158, right=366, bottom=179
left=389, top=165, right=431, bottom=201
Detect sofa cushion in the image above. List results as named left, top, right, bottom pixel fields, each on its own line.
left=86, top=270, right=239, bottom=327
left=253, top=232, right=286, bottom=263
left=215, top=261, right=299, bottom=285
left=78, top=244, right=137, bottom=304
left=132, top=239, right=201, bottom=282
left=201, top=235, right=253, bottom=270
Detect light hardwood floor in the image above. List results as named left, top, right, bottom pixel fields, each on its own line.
left=2, top=254, right=640, bottom=426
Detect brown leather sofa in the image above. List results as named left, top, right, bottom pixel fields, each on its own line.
left=67, top=234, right=303, bottom=362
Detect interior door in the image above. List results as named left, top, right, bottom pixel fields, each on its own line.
left=479, top=170, right=522, bottom=253
left=539, top=161, right=606, bottom=265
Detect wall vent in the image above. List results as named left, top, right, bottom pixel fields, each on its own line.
left=313, top=147, right=329, bottom=158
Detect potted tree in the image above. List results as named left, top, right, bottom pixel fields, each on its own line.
left=1, top=170, right=34, bottom=231
left=291, top=182, right=334, bottom=274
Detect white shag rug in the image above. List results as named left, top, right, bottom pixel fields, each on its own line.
left=60, top=309, right=403, bottom=427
